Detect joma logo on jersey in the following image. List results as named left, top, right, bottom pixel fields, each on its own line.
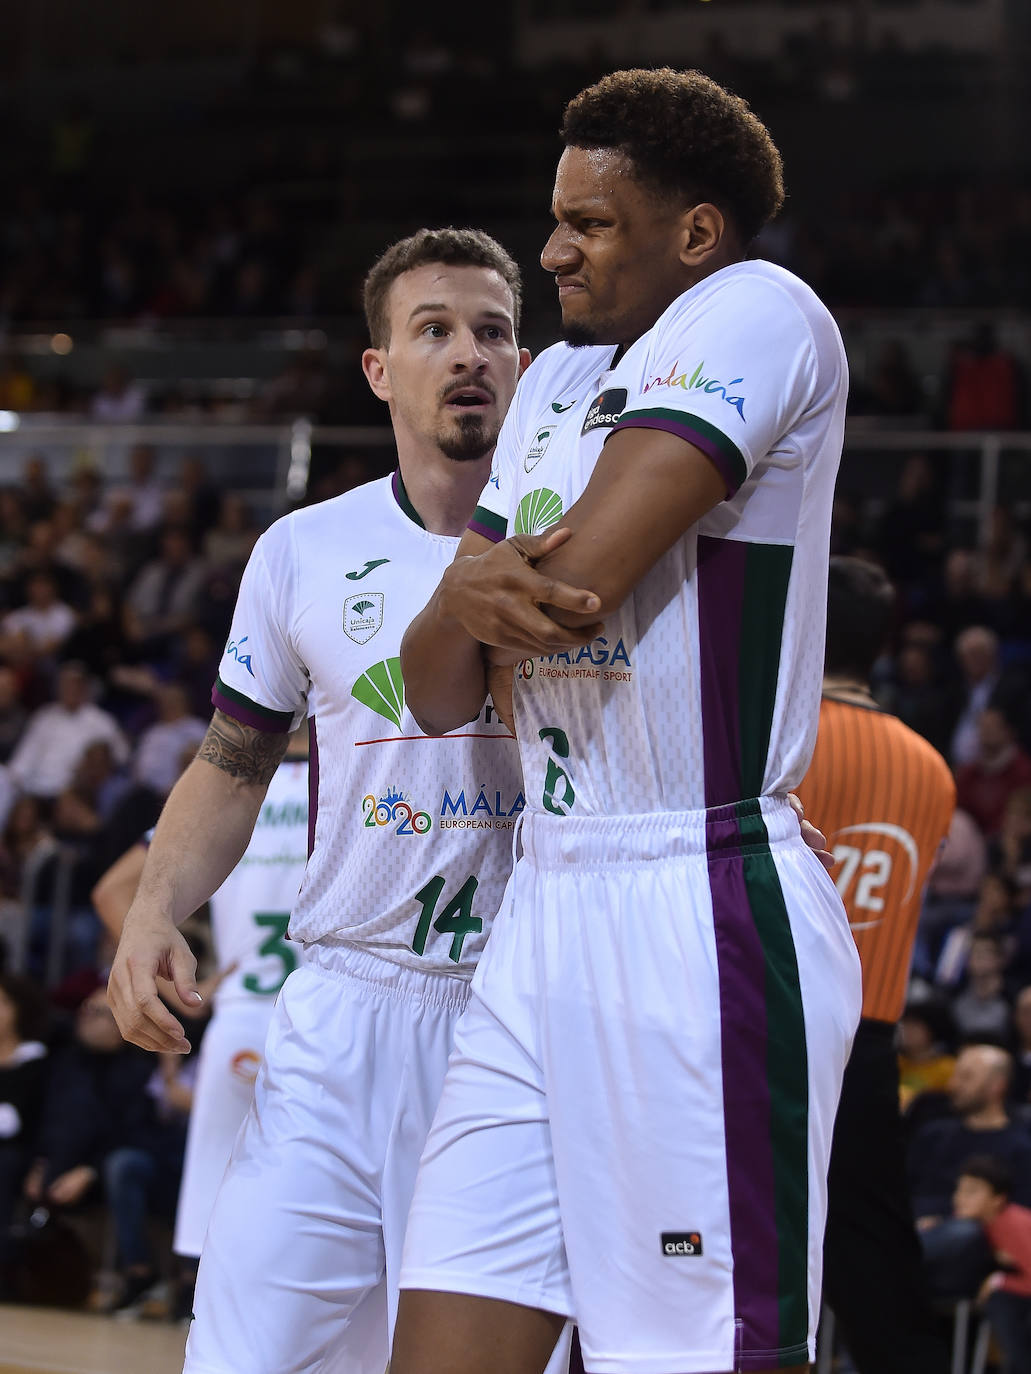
left=343, top=593, right=384, bottom=645
left=581, top=387, right=628, bottom=435
left=643, top=360, right=747, bottom=420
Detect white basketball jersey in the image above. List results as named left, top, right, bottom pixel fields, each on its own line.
left=471, top=261, right=848, bottom=818
left=210, top=757, right=308, bottom=1012
left=213, top=475, right=522, bottom=974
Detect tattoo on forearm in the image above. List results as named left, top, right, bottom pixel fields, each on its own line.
left=198, top=711, right=289, bottom=785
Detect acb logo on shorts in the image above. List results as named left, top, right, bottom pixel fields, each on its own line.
left=660, top=1231, right=703, bottom=1257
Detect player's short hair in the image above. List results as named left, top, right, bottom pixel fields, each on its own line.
left=824, top=556, right=896, bottom=682
left=362, top=228, right=523, bottom=348
left=958, top=1154, right=1012, bottom=1198
left=560, top=68, right=785, bottom=245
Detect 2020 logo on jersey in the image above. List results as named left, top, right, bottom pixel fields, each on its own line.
left=343, top=592, right=384, bottom=645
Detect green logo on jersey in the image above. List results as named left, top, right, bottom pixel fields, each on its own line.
left=514, top=488, right=563, bottom=536
left=346, top=558, right=390, bottom=581
left=539, top=725, right=576, bottom=816
left=551, top=400, right=576, bottom=413
left=351, top=657, right=405, bottom=730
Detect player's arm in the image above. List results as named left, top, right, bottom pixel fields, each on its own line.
left=529, top=425, right=726, bottom=627
left=401, top=526, right=603, bottom=735
left=107, top=709, right=288, bottom=1054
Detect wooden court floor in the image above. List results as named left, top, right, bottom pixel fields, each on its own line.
left=0, top=1304, right=188, bottom=1374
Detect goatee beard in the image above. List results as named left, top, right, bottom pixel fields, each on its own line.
left=439, top=415, right=496, bottom=463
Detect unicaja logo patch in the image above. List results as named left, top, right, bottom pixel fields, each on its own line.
left=643, top=361, right=747, bottom=420
left=661, top=1231, right=703, bottom=1257
left=524, top=425, right=554, bottom=473
left=343, top=592, right=384, bottom=645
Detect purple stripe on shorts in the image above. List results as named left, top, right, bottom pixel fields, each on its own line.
left=211, top=686, right=292, bottom=735
left=696, top=535, right=746, bottom=807
left=706, top=815, right=781, bottom=1357
left=307, top=714, right=319, bottom=858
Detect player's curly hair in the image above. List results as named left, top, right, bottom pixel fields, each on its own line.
left=363, top=228, right=523, bottom=348
left=561, top=69, right=785, bottom=245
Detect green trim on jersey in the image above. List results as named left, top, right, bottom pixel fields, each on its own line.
left=736, top=800, right=810, bottom=1353
left=393, top=470, right=426, bottom=529
left=214, top=675, right=296, bottom=729
left=618, top=406, right=747, bottom=491
left=471, top=504, right=506, bottom=538
left=738, top=543, right=794, bottom=797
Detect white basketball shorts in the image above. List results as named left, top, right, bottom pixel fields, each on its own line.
left=174, top=999, right=275, bottom=1259
left=400, top=797, right=862, bottom=1374
left=183, top=943, right=469, bottom=1374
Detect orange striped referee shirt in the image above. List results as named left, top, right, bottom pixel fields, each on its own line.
left=796, top=691, right=956, bottom=1024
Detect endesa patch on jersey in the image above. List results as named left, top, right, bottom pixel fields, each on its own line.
left=581, top=387, right=628, bottom=435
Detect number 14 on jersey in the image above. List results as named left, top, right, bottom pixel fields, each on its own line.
left=411, top=875, right=482, bottom=963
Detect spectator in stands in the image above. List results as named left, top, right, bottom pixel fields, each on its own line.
left=889, top=639, right=953, bottom=756
left=0, top=667, right=27, bottom=764
left=89, top=444, right=164, bottom=537
left=131, top=682, right=206, bottom=798
left=953, top=1157, right=1031, bottom=1370
left=26, top=988, right=190, bottom=1312
left=0, top=572, right=77, bottom=671
left=89, top=365, right=146, bottom=423
left=949, top=626, right=1002, bottom=767
left=0, top=796, right=56, bottom=902
left=975, top=506, right=1028, bottom=602
left=202, top=493, right=259, bottom=572
left=854, top=339, right=926, bottom=419
left=51, top=740, right=128, bottom=846
left=1013, top=987, right=1031, bottom=1109
left=956, top=705, right=1031, bottom=839
left=877, top=453, right=945, bottom=592
left=935, top=871, right=1020, bottom=991
left=898, top=999, right=957, bottom=1116
left=915, top=808, right=988, bottom=979
left=19, top=458, right=55, bottom=526
left=8, top=660, right=128, bottom=802
left=945, top=322, right=1024, bottom=431
left=950, top=933, right=1015, bottom=1044
left=910, top=1045, right=1031, bottom=1226
left=992, top=787, right=1031, bottom=900
left=0, top=972, right=49, bottom=1300
left=123, top=526, right=207, bottom=661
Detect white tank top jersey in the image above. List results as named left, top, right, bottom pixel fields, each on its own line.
left=212, top=475, right=522, bottom=974
left=470, top=260, right=849, bottom=819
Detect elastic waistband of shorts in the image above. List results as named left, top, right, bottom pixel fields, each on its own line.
left=520, top=795, right=800, bottom=869
left=300, top=940, right=471, bottom=1012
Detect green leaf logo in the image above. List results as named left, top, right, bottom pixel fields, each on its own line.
left=351, top=658, right=405, bottom=730
left=514, top=488, right=563, bottom=535
left=352, top=600, right=375, bottom=614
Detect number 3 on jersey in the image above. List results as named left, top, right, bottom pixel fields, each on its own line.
left=243, top=912, right=298, bottom=995
left=411, top=875, right=482, bottom=963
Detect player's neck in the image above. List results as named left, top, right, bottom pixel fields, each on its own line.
left=395, top=450, right=493, bottom=537
left=822, top=675, right=877, bottom=708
